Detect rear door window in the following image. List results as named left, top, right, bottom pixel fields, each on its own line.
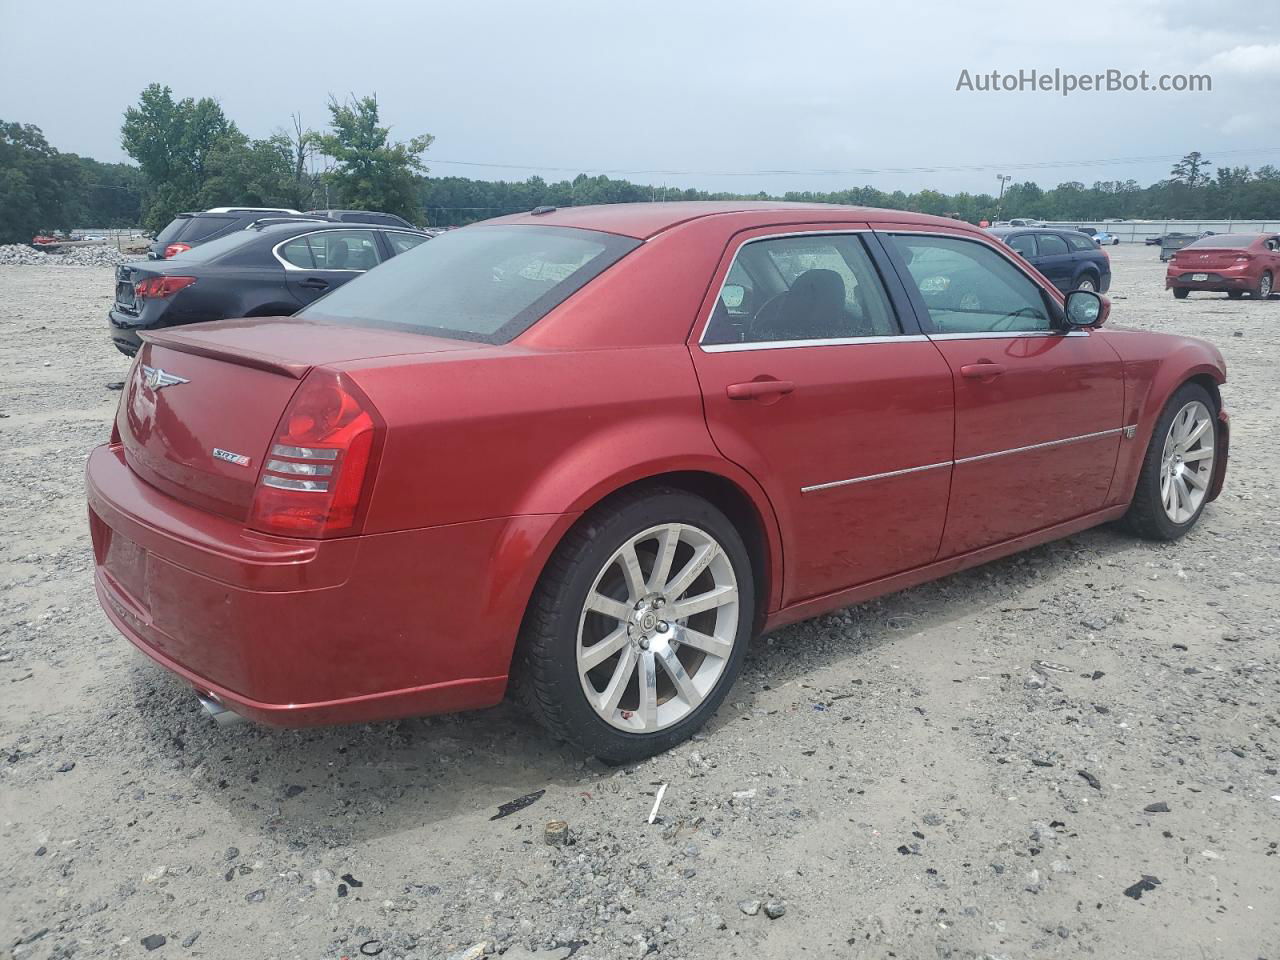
left=279, top=230, right=382, bottom=270
left=1066, top=234, right=1096, bottom=252
left=1035, top=234, right=1069, bottom=256
left=703, top=233, right=899, bottom=345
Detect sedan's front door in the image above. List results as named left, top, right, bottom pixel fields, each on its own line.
left=276, top=228, right=384, bottom=306
left=883, top=229, right=1125, bottom=557
left=691, top=227, right=955, bottom=605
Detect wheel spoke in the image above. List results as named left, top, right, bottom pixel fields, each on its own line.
left=1174, top=475, right=1192, bottom=514
left=1162, top=475, right=1176, bottom=513
left=1181, top=447, right=1213, bottom=462
left=677, top=625, right=733, bottom=660
left=1183, top=419, right=1210, bottom=448
left=618, top=542, right=646, bottom=601
left=657, top=643, right=701, bottom=706
left=1184, top=468, right=1208, bottom=491
left=638, top=651, right=658, bottom=729
left=671, top=584, right=736, bottom=620
left=647, top=524, right=681, bottom=593
left=596, top=645, right=637, bottom=715
left=586, top=592, right=633, bottom=623
left=664, top=542, right=718, bottom=599
left=579, top=627, right=629, bottom=672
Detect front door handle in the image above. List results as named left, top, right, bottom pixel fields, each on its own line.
left=299, top=277, right=330, bottom=290
left=960, top=362, right=1007, bottom=380
left=726, top=379, right=795, bottom=400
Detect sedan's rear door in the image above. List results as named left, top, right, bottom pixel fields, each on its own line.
left=276, top=228, right=384, bottom=306
left=689, top=225, right=955, bottom=605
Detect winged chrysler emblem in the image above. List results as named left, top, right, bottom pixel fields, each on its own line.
left=140, top=365, right=189, bottom=390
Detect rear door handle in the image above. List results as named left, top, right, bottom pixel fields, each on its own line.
left=726, top=379, right=795, bottom=400
left=299, top=277, right=330, bottom=290
left=960, top=362, right=1006, bottom=379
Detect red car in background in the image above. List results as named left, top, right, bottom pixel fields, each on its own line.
left=87, top=202, right=1229, bottom=761
left=1166, top=232, right=1280, bottom=299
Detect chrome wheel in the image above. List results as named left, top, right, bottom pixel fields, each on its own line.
left=577, top=523, right=739, bottom=733
left=1260, top=273, right=1273, bottom=298
left=1159, top=400, right=1215, bottom=524
left=1076, top=277, right=1096, bottom=292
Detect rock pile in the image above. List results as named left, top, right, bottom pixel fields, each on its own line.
left=0, top=244, right=137, bottom=267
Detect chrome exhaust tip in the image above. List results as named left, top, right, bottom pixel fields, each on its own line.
left=196, top=692, right=246, bottom=727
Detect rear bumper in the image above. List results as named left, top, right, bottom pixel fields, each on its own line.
left=108, top=308, right=145, bottom=356
left=86, top=443, right=567, bottom=726
left=1165, top=266, right=1258, bottom=291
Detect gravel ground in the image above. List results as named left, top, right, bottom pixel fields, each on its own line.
left=1, top=246, right=1277, bottom=960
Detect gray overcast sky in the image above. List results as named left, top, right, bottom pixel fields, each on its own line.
left=2, top=0, right=1278, bottom=196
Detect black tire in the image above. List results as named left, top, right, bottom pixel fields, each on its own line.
left=516, top=487, right=754, bottom=762
left=1074, top=274, right=1098, bottom=292
left=1256, top=271, right=1273, bottom=299
left=1172, top=288, right=1189, bottom=299
left=1228, top=290, right=1245, bottom=300
left=1122, top=382, right=1217, bottom=541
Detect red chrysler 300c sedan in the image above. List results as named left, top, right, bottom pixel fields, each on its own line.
left=87, top=202, right=1229, bottom=761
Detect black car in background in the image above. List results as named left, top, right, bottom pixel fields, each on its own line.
left=305, top=209, right=417, bottom=228
left=110, top=221, right=430, bottom=355
left=147, top=207, right=318, bottom=259
left=986, top=226, right=1112, bottom=293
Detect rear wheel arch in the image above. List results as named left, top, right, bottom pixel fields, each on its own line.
left=525, top=469, right=779, bottom=639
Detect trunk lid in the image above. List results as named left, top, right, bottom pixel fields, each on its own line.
left=1174, top=248, right=1248, bottom=270
left=117, top=318, right=475, bottom=519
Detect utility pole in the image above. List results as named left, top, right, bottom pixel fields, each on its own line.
left=996, top=174, right=1011, bottom=219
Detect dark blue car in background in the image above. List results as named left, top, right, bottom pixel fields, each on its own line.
left=987, top=227, right=1111, bottom=293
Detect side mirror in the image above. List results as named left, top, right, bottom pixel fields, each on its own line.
left=1063, top=289, right=1109, bottom=329
left=721, top=284, right=746, bottom=310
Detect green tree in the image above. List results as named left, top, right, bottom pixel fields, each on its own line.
left=0, top=120, right=84, bottom=242
left=1169, top=151, right=1211, bottom=188
left=315, top=95, right=432, bottom=223
left=121, top=84, right=240, bottom=230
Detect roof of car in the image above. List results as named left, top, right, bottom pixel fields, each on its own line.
left=485, top=201, right=973, bottom=240
left=986, top=226, right=1085, bottom=236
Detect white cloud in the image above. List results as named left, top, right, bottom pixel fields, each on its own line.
left=1203, top=44, right=1280, bottom=77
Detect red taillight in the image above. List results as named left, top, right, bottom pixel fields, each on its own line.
left=134, top=276, right=196, bottom=299
left=1234, top=254, right=1253, bottom=262
left=163, top=242, right=191, bottom=258
left=247, top=370, right=383, bottom=538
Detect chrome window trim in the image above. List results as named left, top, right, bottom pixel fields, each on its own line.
left=702, top=333, right=928, bottom=353
left=697, top=227, right=916, bottom=353
left=802, top=424, right=1136, bottom=494
left=272, top=228, right=381, bottom=273
left=926, top=330, right=1089, bottom=340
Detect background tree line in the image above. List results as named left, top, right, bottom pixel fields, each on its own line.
left=5, top=84, right=1280, bottom=244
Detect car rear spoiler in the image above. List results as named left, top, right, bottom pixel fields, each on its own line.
left=140, top=329, right=313, bottom=379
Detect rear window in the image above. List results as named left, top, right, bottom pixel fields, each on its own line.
left=299, top=225, right=640, bottom=343
left=1185, top=234, right=1255, bottom=249
left=154, top=217, right=191, bottom=244
left=181, top=215, right=238, bottom=243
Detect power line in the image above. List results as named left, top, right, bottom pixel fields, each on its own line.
left=424, top=146, right=1280, bottom=180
